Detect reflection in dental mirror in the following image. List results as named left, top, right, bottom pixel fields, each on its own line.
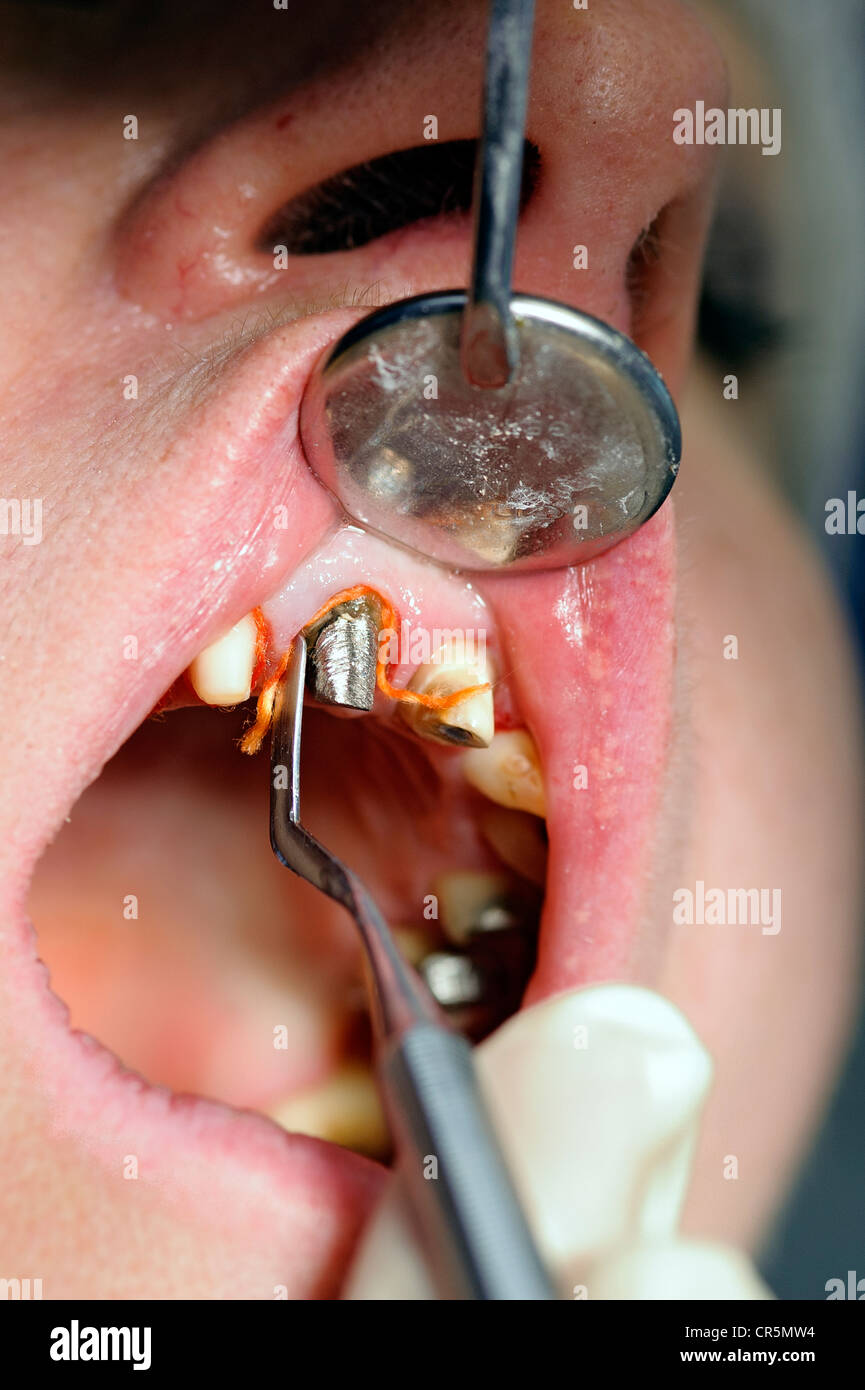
left=299, top=291, right=682, bottom=573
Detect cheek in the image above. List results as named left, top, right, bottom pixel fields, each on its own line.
left=660, top=380, right=865, bottom=1247
left=0, top=112, right=170, bottom=391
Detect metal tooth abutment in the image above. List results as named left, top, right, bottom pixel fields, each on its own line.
left=304, top=596, right=381, bottom=712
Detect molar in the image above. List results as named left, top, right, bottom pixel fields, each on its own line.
left=434, top=869, right=536, bottom=946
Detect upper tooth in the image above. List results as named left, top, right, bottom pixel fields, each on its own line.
left=399, top=638, right=494, bottom=749
left=462, top=729, right=546, bottom=818
left=305, top=596, right=380, bottom=711
left=187, top=613, right=257, bottom=706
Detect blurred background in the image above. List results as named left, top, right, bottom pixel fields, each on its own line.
left=702, top=0, right=865, bottom=1298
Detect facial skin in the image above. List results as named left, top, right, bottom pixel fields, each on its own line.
left=0, top=0, right=861, bottom=1298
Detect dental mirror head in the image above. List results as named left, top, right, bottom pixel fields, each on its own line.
left=299, top=290, right=681, bottom=573
left=299, top=0, right=681, bottom=573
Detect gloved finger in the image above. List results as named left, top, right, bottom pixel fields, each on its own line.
left=584, top=1238, right=773, bottom=1300
left=343, top=984, right=723, bottom=1299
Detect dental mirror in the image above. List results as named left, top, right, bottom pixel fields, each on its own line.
left=298, top=0, right=681, bottom=573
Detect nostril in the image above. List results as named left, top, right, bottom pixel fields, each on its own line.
left=621, top=187, right=722, bottom=378
left=625, top=208, right=669, bottom=342
left=257, top=139, right=541, bottom=256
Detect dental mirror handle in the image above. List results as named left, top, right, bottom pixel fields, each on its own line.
left=461, top=0, right=536, bottom=388
left=381, top=1022, right=557, bottom=1300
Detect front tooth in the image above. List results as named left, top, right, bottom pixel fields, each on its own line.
left=434, top=870, right=531, bottom=946
left=462, top=729, right=546, bottom=818
left=399, top=639, right=494, bottom=749
left=268, top=1061, right=389, bottom=1159
left=187, top=613, right=257, bottom=706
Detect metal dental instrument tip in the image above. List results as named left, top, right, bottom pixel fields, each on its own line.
left=268, top=631, right=556, bottom=1300
left=460, top=0, right=535, bottom=388
left=305, top=597, right=380, bottom=711
left=298, top=0, right=681, bottom=574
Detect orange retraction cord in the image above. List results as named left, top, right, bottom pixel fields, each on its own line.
left=239, top=584, right=490, bottom=755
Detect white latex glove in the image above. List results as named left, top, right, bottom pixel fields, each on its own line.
left=343, top=984, right=773, bottom=1299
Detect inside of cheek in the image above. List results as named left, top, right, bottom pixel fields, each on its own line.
left=27, top=703, right=542, bottom=1162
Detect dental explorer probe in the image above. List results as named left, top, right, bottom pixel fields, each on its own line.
left=268, top=631, right=556, bottom=1301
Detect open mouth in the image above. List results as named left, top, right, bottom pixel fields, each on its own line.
left=4, top=43, right=704, bottom=1281
left=15, top=307, right=677, bottom=1292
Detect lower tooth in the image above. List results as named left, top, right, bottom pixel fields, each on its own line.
left=393, top=924, right=440, bottom=966
left=419, top=938, right=535, bottom=1041
left=462, top=729, right=546, bottom=817
left=267, top=1061, right=389, bottom=1159
left=187, top=613, right=257, bottom=706
left=419, top=951, right=487, bottom=1009
left=479, top=806, right=548, bottom=887
left=434, top=870, right=533, bottom=946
